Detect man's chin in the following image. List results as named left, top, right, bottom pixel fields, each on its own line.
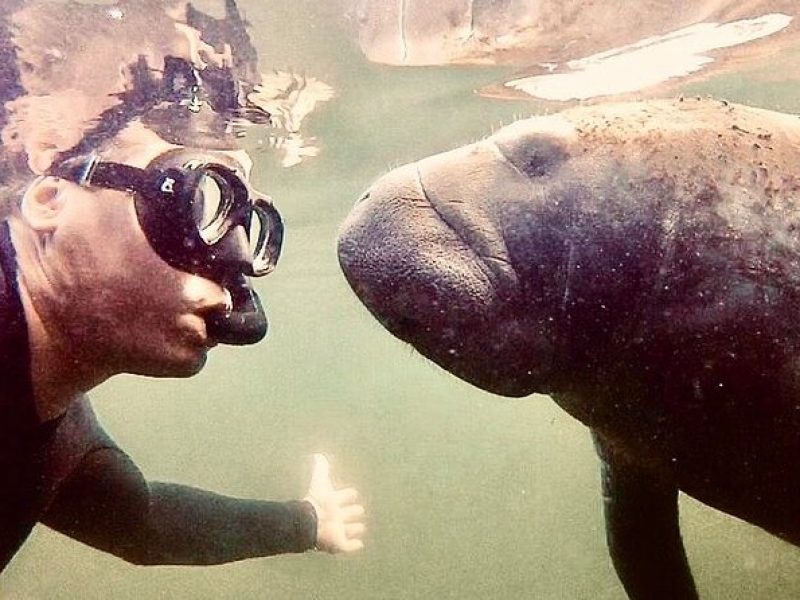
left=135, top=348, right=210, bottom=378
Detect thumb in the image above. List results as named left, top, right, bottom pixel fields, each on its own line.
left=308, top=453, right=333, bottom=494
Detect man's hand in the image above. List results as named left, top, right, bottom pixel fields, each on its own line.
left=304, top=454, right=365, bottom=553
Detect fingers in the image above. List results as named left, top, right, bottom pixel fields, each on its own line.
left=304, top=454, right=367, bottom=554
left=308, top=453, right=333, bottom=494
left=335, top=487, right=359, bottom=505
left=345, top=522, right=365, bottom=538
left=339, top=538, right=365, bottom=553
left=331, top=502, right=365, bottom=554
left=333, top=521, right=365, bottom=554
left=333, top=487, right=364, bottom=523
left=340, top=503, right=365, bottom=523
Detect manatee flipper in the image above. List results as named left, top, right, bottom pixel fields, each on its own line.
left=593, top=433, right=698, bottom=600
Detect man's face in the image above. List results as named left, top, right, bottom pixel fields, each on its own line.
left=43, top=124, right=255, bottom=378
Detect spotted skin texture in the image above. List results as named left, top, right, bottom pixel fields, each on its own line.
left=337, top=98, right=800, bottom=599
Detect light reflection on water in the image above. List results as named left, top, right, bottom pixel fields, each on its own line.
left=5, top=1, right=800, bottom=598
left=506, top=13, right=793, bottom=101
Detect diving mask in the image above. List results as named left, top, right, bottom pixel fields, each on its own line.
left=48, top=151, right=284, bottom=346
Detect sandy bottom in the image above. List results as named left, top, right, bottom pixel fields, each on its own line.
left=504, top=13, right=792, bottom=102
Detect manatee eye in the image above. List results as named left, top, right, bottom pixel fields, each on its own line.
left=493, top=131, right=569, bottom=179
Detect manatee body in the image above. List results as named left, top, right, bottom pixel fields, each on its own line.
left=337, top=98, right=800, bottom=598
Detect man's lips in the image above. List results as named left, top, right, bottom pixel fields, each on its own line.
left=182, top=312, right=219, bottom=348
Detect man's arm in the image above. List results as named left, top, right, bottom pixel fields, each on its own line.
left=41, top=446, right=318, bottom=565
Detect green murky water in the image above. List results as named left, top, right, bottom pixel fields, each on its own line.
left=5, top=2, right=800, bottom=598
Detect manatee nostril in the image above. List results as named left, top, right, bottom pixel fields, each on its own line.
left=355, top=190, right=371, bottom=205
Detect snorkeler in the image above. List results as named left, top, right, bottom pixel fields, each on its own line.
left=0, top=0, right=365, bottom=570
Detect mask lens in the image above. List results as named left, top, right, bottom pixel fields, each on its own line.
left=248, top=210, right=263, bottom=262
left=193, top=170, right=232, bottom=245
left=249, top=199, right=283, bottom=276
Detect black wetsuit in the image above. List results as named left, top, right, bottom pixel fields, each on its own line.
left=0, top=220, right=316, bottom=571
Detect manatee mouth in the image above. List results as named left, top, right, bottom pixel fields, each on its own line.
left=414, top=164, right=516, bottom=293
left=337, top=148, right=551, bottom=397
left=344, top=145, right=525, bottom=300
left=338, top=160, right=499, bottom=342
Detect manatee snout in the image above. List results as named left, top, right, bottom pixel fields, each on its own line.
left=338, top=161, right=496, bottom=338
left=338, top=141, right=562, bottom=396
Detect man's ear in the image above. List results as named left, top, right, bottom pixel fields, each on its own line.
left=20, top=177, right=68, bottom=233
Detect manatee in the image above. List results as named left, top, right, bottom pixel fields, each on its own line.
left=337, top=98, right=800, bottom=599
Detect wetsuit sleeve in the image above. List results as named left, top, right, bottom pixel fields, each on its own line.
left=40, top=447, right=318, bottom=565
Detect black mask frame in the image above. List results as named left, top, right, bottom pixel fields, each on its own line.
left=48, top=153, right=284, bottom=281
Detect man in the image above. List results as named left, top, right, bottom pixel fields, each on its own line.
left=0, top=0, right=365, bottom=572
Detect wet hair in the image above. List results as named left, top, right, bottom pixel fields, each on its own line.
left=51, top=54, right=244, bottom=166
left=0, top=1, right=23, bottom=133
left=0, top=0, right=27, bottom=216
left=54, top=0, right=268, bottom=163
left=0, top=0, right=270, bottom=217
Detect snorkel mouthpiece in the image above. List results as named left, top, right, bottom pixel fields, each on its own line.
left=123, top=157, right=283, bottom=346
left=206, top=275, right=268, bottom=345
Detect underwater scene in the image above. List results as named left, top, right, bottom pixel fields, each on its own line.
left=5, top=0, right=800, bottom=597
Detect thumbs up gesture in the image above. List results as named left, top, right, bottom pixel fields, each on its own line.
left=304, top=454, right=365, bottom=553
